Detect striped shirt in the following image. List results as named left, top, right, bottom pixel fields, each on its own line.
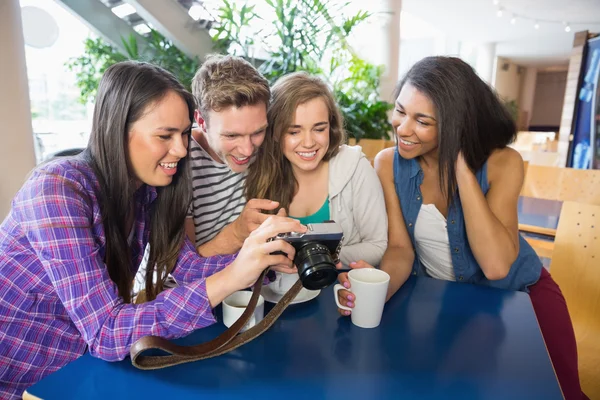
left=188, top=136, right=246, bottom=246
left=0, top=158, right=235, bottom=399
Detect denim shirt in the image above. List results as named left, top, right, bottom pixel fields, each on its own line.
left=393, top=150, right=542, bottom=292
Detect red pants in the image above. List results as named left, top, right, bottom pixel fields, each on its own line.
left=529, top=268, right=587, bottom=400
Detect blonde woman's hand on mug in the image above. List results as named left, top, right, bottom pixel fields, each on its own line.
left=336, top=260, right=373, bottom=316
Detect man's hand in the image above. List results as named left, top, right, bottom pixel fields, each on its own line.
left=231, top=199, right=280, bottom=246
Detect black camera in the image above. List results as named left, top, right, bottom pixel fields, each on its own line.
left=271, top=221, right=343, bottom=290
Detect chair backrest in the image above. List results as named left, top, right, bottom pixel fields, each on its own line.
left=348, top=139, right=387, bottom=165
left=45, top=148, right=85, bottom=161
left=521, top=165, right=563, bottom=199
left=550, top=201, right=600, bottom=398
left=522, top=165, right=600, bottom=205
left=559, top=168, right=600, bottom=205
left=550, top=201, right=600, bottom=323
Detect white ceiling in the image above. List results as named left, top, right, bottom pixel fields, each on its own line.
left=401, top=0, right=600, bottom=68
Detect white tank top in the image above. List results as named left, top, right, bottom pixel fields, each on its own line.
left=413, top=204, right=456, bottom=281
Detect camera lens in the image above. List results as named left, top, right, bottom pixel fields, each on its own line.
left=294, top=242, right=338, bottom=290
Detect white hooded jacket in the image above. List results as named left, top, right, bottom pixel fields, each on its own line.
left=329, top=145, right=388, bottom=267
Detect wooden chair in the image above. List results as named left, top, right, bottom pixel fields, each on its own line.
left=522, top=165, right=600, bottom=206
left=348, top=138, right=386, bottom=165
left=558, top=168, right=600, bottom=205
left=549, top=201, right=600, bottom=399
left=523, top=236, right=554, bottom=259
left=521, top=165, right=563, bottom=199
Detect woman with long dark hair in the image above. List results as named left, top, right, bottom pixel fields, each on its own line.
left=0, top=61, right=302, bottom=399
left=336, top=57, right=584, bottom=399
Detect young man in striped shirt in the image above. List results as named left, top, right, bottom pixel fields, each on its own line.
left=184, top=55, right=280, bottom=256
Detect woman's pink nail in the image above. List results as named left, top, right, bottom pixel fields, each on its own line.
left=347, top=302, right=354, bottom=307
left=345, top=310, right=351, bottom=316
left=346, top=295, right=353, bottom=301
left=343, top=282, right=350, bottom=288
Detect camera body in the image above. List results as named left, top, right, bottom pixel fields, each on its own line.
left=271, top=221, right=343, bottom=290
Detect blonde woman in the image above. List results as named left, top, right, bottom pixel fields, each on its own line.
left=246, top=72, right=387, bottom=268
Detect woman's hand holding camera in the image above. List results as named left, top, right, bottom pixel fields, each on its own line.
left=336, top=260, right=373, bottom=316
left=226, top=214, right=306, bottom=291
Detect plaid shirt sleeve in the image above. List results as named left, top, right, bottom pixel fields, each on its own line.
left=170, top=239, right=237, bottom=285
left=17, top=169, right=228, bottom=362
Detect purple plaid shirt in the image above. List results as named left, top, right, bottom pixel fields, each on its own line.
left=0, top=158, right=236, bottom=399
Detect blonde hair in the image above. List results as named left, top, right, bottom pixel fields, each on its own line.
left=245, top=72, right=346, bottom=212
left=191, top=54, right=270, bottom=124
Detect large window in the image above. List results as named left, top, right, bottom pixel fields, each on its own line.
left=21, top=0, right=93, bottom=163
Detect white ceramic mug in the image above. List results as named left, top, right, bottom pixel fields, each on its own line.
left=222, top=291, right=264, bottom=332
left=270, top=271, right=300, bottom=295
left=334, top=268, right=390, bottom=328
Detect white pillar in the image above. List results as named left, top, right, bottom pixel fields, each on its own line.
left=519, top=68, right=538, bottom=130
left=0, top=0, right=36, bottom=220
left=475, top=42, right=497, bottom=84
left=349, top=0, right=401, bottom=101
left=379, top=0, right=402, bottom=101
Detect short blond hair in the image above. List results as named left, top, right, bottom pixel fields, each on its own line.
left=192, top=54, right=270, bottom=123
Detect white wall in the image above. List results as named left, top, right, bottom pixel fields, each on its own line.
left=519, top=67, right=538, bottom=129
left=493, top=57, right=523, bottom=102
left=0, top=0, right=36, bottom=220
left=530, top=71, right=567, bottom=127
left=349, top=0, right=402, bottom=101
left=474, top=43, right=496, bottom=84
left=396, top=10, right=461, bottom=88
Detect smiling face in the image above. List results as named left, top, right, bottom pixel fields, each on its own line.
left=199, top=103, right=268, bottom=173
left=392, top=83, right=439, bottom=160
left=127, top=90, right=191, bottom=187
left=282, top=97, right=330, bottom=174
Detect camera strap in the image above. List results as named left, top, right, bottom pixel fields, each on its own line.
left=130, top=270, right=303, bottom=370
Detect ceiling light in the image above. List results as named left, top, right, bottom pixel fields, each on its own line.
left=492, top=0, right=499, bottom=4
left=510, top=15, right=516, bottom=24
left=188, top=4, right=212, bottom=22
left=534, top=21, right=539, bottom=29
left=565, top=24, right=571, bottom=32
left=133, top=23, right=151, bottom=35
left=111, top=4, right=136, bottom=18
left=497, top=8, right=503, bottom=17
left=188, top=4, right=203, bottom=21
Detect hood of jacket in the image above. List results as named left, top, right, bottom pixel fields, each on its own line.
left=328, top=144, right=365, bottom=198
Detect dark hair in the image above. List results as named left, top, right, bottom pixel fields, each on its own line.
left=245, top=72, right=346, bottom=211
left=83, top=61, right=195, bottom=302
left=394, top=56, right=516, bottom=205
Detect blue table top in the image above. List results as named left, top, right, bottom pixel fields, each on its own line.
left=26, top=277, right=562, bottom=400
left=518, top=196, right=563, bottom=231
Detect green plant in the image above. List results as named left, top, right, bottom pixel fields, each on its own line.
left=66, top=31, right=199, bottom=104
left=503, top=99, right=519, bottom=123
left=259, top=0, right=370, bottom=82
left=331, top=56, right=393, bottom=141
left=211, top=0, right=260, bottom=57
left=213, top=0, right=391, bottom=140
left=336, top=91, right=393, bottom=141
left=66, top=37, right=128, bottom=104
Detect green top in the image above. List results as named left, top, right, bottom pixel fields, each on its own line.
left=292, top=198, right=330, bottom=225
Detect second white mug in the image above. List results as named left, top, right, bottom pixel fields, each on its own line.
left=222, top=291, right=264, bottom=332
left=334, top=268, right=390, bottom=328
